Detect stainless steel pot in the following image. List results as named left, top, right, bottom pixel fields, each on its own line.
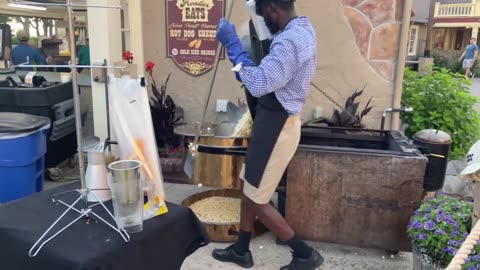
left=174, top=123, right=249, bottom=189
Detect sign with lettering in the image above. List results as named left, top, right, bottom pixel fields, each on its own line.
left=166, top=0, right=225, bottom=76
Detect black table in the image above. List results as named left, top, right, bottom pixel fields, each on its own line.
left=0, top=183, right=209, bottom=270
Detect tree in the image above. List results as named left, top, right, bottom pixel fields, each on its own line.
left=30, top=17, right=40, bottom=37
left=42, top=18, right=54, bottom=37
left=0, top=15, right=12, bottom=24
left=14, top=17, right=30, bottom=31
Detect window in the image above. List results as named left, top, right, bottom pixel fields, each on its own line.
left=408, top=25, right=419, bottom=56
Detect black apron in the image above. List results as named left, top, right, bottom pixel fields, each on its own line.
left=243, top=90, right=289, bottom=188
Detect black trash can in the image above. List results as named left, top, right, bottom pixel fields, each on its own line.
left=413, top=129, right=452, bottom=192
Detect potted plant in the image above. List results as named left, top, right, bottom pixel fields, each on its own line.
left=305, top=86, right=373, bottom=128
left=407, top=195, right=480, bottom=269
left=146, top=61, right=184, bottom=173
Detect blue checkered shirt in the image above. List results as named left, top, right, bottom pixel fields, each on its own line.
left=239, top=16, right=317, bottom=116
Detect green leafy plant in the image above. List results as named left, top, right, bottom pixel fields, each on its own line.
left=432, top=50, right=480, bottom=75
left=407, top=195, right=479, bottom=269
left=401, top=67, right=480, bottom=160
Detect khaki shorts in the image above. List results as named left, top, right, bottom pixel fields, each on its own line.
left=240, top=115, right=301, bottom=204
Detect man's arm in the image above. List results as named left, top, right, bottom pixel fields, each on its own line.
left=459, top=50, right=466, bottom=61
left=475, top=46, right=479, bottom=60
left=34, top=49, right=48, bottom=65
left=239, top=40, right=296, bottom=98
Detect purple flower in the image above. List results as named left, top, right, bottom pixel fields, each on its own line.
left=443, top=247, right=458, bottom=255
left=424, top=221, right=436, bottom=231
left=425, top=214, right=431, bottom=219
left=465, top=233, right=470, bottom=238
left=436, top=215, right=443, bottom=222
left=449, top=240, right=459, bottom=247
left=438, top=210, right=444, bottom=216
left=426, top=208, right=432, bottom=213
left=413, top=221, right=422, bottom=229
left=454, top=205, right=460, bottom=211
left=435, top=229, right=445, bottom=235
left=414, top=210, right=421, bottom=215
left=468, top=266, right=475, bottom=270
left=417, top=233, right=427, bottom=240
left=452, top=230, right=460, bottom=236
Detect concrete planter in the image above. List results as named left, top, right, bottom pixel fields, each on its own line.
left=413, top=245, right=443, bottom=270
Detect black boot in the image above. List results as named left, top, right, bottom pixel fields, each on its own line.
left=212, top=244, right=254, bottom=268
left=280, top=248, right=324, bottom=270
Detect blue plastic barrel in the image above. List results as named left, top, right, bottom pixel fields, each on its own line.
left=0, top=113, right=50, bottom=203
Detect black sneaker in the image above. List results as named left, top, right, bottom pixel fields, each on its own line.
left=212, top=244, right=254, bottom=268
left=280, top=249, right=324, bottom=270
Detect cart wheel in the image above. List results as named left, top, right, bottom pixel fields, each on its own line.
left=47, top=168, right=63, bottom=181
left=386, top=250, right=399, bottom=256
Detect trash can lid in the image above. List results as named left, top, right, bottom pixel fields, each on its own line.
left=414, top=129, right=452, bottom=144
left=0, top=112, right=50, bottom=134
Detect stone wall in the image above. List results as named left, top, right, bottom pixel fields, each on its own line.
left=442, top=160, right=474, bottom=198
left=142, top=0, right=408, bottom=128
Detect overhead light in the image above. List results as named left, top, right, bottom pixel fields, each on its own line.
left=8, top=3, right=47, bottom=11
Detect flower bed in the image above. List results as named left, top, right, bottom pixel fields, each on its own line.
left=408, top=195, right=480, bottom=269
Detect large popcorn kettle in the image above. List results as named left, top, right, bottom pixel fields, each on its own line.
left=174, top=122, right=249, bottom=189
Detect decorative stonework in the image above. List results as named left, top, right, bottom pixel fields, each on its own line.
left=358, top=0, right=394, bottom=27
left=370, top=23, right=400, bottom=60
left=343, top=7, right=371, bottom=58
left=370, top=61, right=394, bottom=81
left=342, top=0, right=402, bottom=81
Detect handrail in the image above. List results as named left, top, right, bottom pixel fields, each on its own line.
left=435, top=3, right=475, bottom=17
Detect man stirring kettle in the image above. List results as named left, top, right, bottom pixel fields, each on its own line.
left=213, top=0, right=323, bottom=269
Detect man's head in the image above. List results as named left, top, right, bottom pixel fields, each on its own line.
left=471, top=37, right=477, bottom=45
left=16, top=30, right=30, bottom=43
left=255, top=0, right=295, bottom=34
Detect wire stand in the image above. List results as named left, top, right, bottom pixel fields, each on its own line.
left=29, top=189, right=130, bottom=257
left=15, top=0, right=132, bottom=257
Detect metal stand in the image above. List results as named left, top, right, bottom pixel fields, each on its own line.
left=10, top=0, right=131, bottom=257
left=29, top=188, right=130, bottom=257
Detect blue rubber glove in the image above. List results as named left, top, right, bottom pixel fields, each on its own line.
left=217, top=19, right=255, bottom=67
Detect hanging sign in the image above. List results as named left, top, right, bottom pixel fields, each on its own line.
left=166, top=0, right=225, bottom=76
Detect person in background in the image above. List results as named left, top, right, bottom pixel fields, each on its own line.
left=459, top=37, right=479, bottom=79
left=77, top=38, right=90, bottom=73
left=11, top=30, right=49, bottom=71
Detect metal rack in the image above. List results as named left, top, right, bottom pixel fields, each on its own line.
left=8, top=0, right=132, bottom=257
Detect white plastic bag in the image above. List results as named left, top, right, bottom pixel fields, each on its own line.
left=108, top=75, right=166, bottom=208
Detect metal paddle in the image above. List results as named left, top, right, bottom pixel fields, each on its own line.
left=184, top=0, right=236, bottom=179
